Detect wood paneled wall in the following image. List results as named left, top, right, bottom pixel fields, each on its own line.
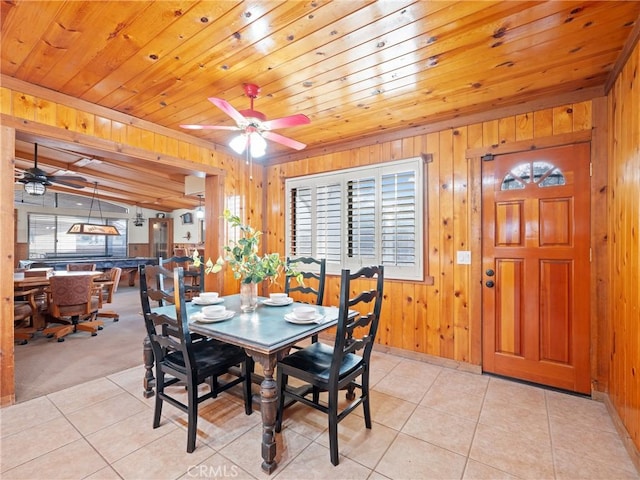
left=265, top=101, right=596, bottom=368
left=607, top=40, right=640, bottom=455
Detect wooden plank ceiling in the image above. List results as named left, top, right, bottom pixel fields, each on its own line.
left=3, top=0, right=639, bottom=211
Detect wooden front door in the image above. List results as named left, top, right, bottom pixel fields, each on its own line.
left=481, top=143, right=591, bottom=394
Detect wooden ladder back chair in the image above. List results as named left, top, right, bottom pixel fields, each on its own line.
left=42, top=274, right=104, bottom=342
left=139, top=264, right=254, bottom=453
left=284, top=257, right=327, bottom=305
left=276, top=265, right=384, bottom=466
left=285, top=257, right=327, bottom=346
left=159, top=255, right=204, bottom=299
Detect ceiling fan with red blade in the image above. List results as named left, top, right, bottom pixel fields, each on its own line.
left=180, top=83, right=310, bottom=157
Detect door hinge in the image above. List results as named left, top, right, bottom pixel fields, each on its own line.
left=590, top=162, right=593, bottom=177
left=590, top=247, right=592, bottom=262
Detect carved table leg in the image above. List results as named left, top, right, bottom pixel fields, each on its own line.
left=249, top=352, right=279, bottom=474
left=143, top=335, right=155, bottom=398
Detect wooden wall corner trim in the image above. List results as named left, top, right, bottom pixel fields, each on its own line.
left=1, top=126, right=16, bottom=405
left=604, top=12, right=640, bottom=94
left=590, top=96, right=610, bottom=392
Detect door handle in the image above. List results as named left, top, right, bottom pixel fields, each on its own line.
left=485, top=280, right=495, bottom=288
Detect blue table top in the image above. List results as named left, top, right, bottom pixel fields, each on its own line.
left=153, top=294, right=340, bottom=355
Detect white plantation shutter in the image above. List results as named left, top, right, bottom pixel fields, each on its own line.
left=285, top=157, right=424, bottom=280
left=347, top=177, right=376, bottom=259
left=316, top=183, right=341, bottom=263
left=381, top=170, right=416, bottom=266
left=289, top=187, right=312, bottom=256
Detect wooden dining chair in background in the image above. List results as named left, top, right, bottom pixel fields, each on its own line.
left=275, top=265, right=384, bottom=466
left=95, top=267, right=122, bottom=322
left=158, top=255, right=204, bottom=300
left=13, top=288, right=40, bottom=344
left=66, top=263, right=97, bottom=271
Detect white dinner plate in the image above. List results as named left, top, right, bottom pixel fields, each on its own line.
left=192, top=297, right=224, bottom=305
left=190, top=310, right=234, bottom=323
left=284, top=312, right=324, bottom=324
left=262, top=298, right=294, bottom=306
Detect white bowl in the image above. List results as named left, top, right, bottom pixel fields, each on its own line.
left=270, top=293, right=289, bottom=304
left=199, top=292, right=219, bottom=302
left=293, top=306, right=316, bottom=320
left=202, top=305, right=226, bottom=318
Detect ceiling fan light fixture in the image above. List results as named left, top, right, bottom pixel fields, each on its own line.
left=195, top=194, right=205, bottom=219
left=229, top=134, right=247, bottom=154
left=24, top=181, right=46, bottom=196
left=249, top=132, right=267, bottom=158
left=183, top=83, right=309, bottom=157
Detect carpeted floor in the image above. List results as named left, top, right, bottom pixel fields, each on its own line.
left=14, top=285, right=146, bottom=403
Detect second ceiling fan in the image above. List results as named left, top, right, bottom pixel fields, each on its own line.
left=17, top=143, right=87, bottom=195
left=180, top=83, right=310, bottom=157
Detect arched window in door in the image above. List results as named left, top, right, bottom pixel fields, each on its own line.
left=501, top=161, right=566, bottom=190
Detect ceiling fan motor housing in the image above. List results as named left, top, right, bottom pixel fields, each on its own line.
left=243, top=83, right=261, bottom=98
left=239, top=109, right=267, bottom=124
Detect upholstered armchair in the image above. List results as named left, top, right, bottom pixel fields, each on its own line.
left=14, top=288, right=40, bottom=344
left=43, top=274, right=104, bottom=342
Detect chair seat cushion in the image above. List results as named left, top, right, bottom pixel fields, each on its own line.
left=279, top=342, right=363, bottom=382
left=163, top=340, right=246, bottom=374
left=56, top=298, right=100, bottom=316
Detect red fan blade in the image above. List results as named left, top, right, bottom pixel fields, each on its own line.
left=209, top=97, right=247, bottom=125
left=262, top=131, right=307, bottom=150
left=262, top=113, right=310, bottom=130
left=180, top=124, right=240, bottom=131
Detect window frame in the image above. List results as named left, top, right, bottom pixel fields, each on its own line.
left=27, top=213, right=128, bottom=259
left=285, top=157, right=426, bottom=281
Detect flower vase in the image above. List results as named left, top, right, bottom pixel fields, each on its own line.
left=240, top=281, right=259, bottom=313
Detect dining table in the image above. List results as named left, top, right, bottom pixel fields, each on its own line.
left=13, top=269, right=105, bottom=287
left=150, top=294, right=341, bottom=474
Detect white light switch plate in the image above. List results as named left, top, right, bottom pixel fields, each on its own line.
left=457, top=250, right=471, bottom=265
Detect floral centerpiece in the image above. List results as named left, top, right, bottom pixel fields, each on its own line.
left=192, top=209, right=300, bottom=312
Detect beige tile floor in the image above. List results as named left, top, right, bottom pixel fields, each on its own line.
left=1, top=350, right=638, bottom=480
